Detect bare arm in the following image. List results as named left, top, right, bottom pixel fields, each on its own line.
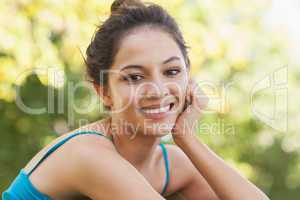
left=166, top=145, right=220, bottom=200
left=171, top=79, right=269, bottom=200
left=173, top=136, right=269, bottom=200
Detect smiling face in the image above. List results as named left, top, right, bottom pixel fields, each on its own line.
left=103, top=26, right=189, bottom=137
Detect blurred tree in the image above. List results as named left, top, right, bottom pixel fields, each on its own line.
left=0, top=0, right=299, bottom=199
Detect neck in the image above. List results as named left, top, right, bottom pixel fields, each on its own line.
left=109, top=118, right=161, bottom=172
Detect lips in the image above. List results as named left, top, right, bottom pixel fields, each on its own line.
left=141, top=103, right=173, bottom=113
left=138, top=102, right=175, bottom=120
left=139, top=98, right=176, bottom=109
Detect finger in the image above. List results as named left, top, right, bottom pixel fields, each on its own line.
left=187, top=78, right=195, bottom=104
left=190, top=80, right=209, bottom=114
left=195, top=86, right=209, bottom=110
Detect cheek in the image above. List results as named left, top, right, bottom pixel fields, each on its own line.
left=170, top=78, right=188, bottom=100
left=169, top=79, right=188, bottom=114
left=112, top=86, right=137, bottom=111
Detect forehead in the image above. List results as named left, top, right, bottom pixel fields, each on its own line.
left=112, top=27, right=184, bottom=69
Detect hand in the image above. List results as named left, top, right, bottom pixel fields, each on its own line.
left=171, top=78, right=209, bottom=144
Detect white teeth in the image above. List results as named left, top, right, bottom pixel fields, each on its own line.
left=142, top=105, right=170, bottom=114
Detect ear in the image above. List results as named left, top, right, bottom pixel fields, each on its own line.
left=93, top=83, right=113, bottom=108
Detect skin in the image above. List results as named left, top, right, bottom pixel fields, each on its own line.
left=21, top=26, right=269, bottom=200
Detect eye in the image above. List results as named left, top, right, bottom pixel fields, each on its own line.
left=123, top=74, right=144, bottom=82
left=165, top=68, right=181, bottom=76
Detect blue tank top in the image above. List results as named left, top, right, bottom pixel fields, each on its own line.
left=2, top=131, right=170, bottom=199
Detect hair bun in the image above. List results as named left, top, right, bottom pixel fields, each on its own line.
left=111, top=0, right=144, bottom=14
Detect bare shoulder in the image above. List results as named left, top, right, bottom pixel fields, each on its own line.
left=62, top=129, right=118, bottom=179
left=162, top=144, right=197, bottom=195
left=67, top=132, right=117, bottom=166
left=23, top=119, right=114, bottom=174
left=164, top=144, right=219, bottom=200
left=69, top=137, right=164, bottom=199
left=164, top=143, right=196, bottom=175
left=164, top=144, right=190, bottom=164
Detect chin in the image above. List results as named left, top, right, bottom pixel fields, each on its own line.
left=142, top=122, right=174, bottom=137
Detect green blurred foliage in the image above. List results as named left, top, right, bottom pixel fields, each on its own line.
left=1, top=0, right=299, bottom=199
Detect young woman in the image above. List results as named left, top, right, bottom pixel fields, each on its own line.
left=3, top=0, right=269, bottom=199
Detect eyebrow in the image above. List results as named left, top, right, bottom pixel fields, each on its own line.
left=120, top=56, right=181, bottom=71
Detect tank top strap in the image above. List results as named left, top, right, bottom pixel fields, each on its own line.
left=28, top=130, right=111, bottom=176
left=159, top=143, right=170, bottom=196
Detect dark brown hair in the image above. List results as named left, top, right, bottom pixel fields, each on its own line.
left=86, top=0, right=190, bottom=86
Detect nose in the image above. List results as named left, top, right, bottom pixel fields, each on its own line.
left=143, top=79, right=169, bottom=99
